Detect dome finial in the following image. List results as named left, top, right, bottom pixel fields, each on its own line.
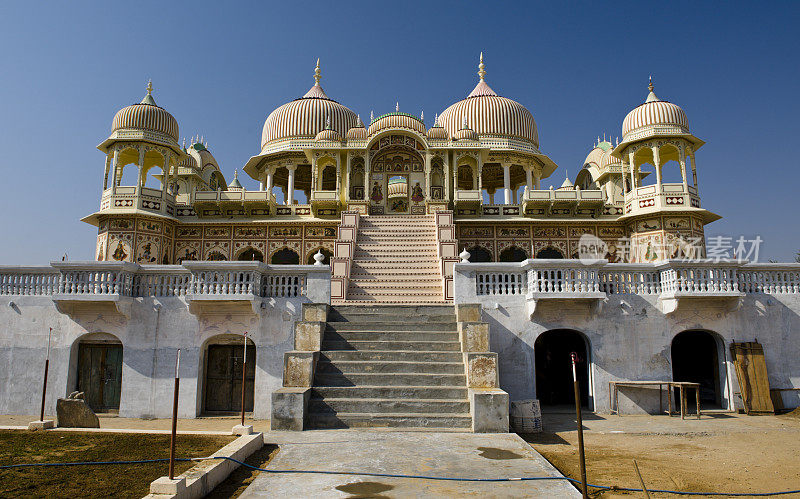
left=146, top=79, right=153, bottom=95
left=478, top=52, right=486, bottom=81
left=396, top=101, right=399, bottom=112
left=645, top=75, right=659, bottom=103
left=370, top=110, right=374, bottom=122
left=356, top=114, right=363, bottom=127
left=420, top=109, right=424, bottom=122
left=648, top=75, right=654, bottom=92
left=462, top=115, right=468, bottom=129
left=433, top=113, right=439, bottom=127
left=325, top=114, right=331, bottom=129
left=314, top=58, right=321, bottom=86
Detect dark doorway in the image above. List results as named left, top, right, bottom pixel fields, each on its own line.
left=271, top=248, right=300, bottom=265
left=307, top=247, right=333, bottom=265
left=499, top=246, right=528, bottom=262
left=536, top=247, right=564, bottom=259
left=238, top=248, right=264, bottom=262
left=672, top=330, right=721, bottom=406
left=77, top=343, right=123, bottom=413
left=535, top=330, right=590, bottom=408
left=204, top=343, right=256, bottom=413
left=467, top=246, right=492, bottom=263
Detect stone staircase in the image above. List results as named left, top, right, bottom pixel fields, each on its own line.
left=307, top=304, right=471, bottom=429
left=345, top=215, right=444, bottom=304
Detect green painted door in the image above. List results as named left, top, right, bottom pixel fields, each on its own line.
left=204, top=345, right=255, bottom=413
left=77, top=343, right=123, bottom=412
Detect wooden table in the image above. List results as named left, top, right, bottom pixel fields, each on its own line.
left=609, top=381, right=700, bottom=419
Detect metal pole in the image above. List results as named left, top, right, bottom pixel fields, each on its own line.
left=241, top=332, right=248, bottom=427
left=169, top=349, right=180, bottom=480
left=632, top=459, right=651, bottom=498
left=571, top=352, right=588, bottom=499
left=40, top=327, right=53, bottom=422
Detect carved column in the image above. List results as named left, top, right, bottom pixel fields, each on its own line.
left=103, top=154, right=111, bottom=191
left=525, top=165, right=533, bottom=192
left=286, top=164, right=297, bottom=205
left=678, top=147, right=688, bottom=192
left=628, top=151, right=636, bottom=189
left=137, top=147, right=146, bottom=189
left=502, top=163, right=511, bottom=204
left=652, top=145, right=662, bottom=193
left=265, top=166, right=274, bottom=195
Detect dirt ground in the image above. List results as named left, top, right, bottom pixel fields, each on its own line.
left=523, top=410, right=800, bottom=497
left=0, top=430, right=234, bottom=498
left=206, top=444, right=279, bottom=498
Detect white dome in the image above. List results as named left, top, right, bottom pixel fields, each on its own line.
left=622, top=81, right=689, bottom=141
left=260, top=61, right=357, bottom=150
left=111, top=82, right=179, bottom=143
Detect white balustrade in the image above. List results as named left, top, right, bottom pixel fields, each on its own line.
left=659, top=262, right=740, bottom=295
left=738, top=264, right=800, bottom=294
left=263, top=274, right=305, bottom=297
left=0, top=269, right=60, bottom=295
left=600, top=266, right=661, bottom=295
left=475, top=272, right=525, bottom=295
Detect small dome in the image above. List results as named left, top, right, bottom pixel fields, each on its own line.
left=427, top=114, right=449, bottom=140
left=438, top=54, right=539, bottom=147
left=111, top=81, right=179, bottom=142
left=622, top=79, right=689, bottom=141
left=178, top=153, right=198, bottom=168
left=314, top=117, right=342, bottom=142
left=367, top=110, right=426, bottom=137
left=228, top=170, right=243, bottom=190
left=584, top=139, right=622, bottom=168
left=558, top=175, right=575, bottom=190
left=452, top=118, right=479, bottom=141
left=346, top=115, right=367, bottom=140
left=261, top=60, right=358, bottom=150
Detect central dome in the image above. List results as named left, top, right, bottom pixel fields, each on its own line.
left=111, top=81, right=179, bottom=143
left=261, top=60, right=358, bottom=151
left=438, top=54, right=539, bottom=148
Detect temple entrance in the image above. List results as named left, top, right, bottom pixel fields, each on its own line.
left=77, top=342, right=123, bottom=413
left=204, top=342, right=255, bottom=413
left=672, top=330, right=722, bottom=407
left=535, top=329, right=590, bottom=409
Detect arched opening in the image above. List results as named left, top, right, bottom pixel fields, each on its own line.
left=203, top=335, right=256, bottom=414
left=499, top=246, right=528, bottom=262
left=349, top=159, right=365, bottom=200
left=671, top=330, right=723, bottom=408
left=658, top=144, right=686, bottom=186
left=238, top=248, right=264, bottom=262
left=457, top=164, right=474, bottom=190
left=271, top=247, right=300, bottom=265
left=117, top=163, right=140, bottom=186
left=143, top=165, right=164, bottom=190
left=320, top=164, right=337, bottom=191
left=467, top=245, right=492, bottom=263
left=575, top=169, right=596, bottom=190
left=535, top=329, right=591, bottom=409
left=72, top=333, right=123, bottom=413
left=307, top=247, right=333, bottom=265
left=536, top=247, right=564, bottom=259
left=430, top=159, right=444, bottom=200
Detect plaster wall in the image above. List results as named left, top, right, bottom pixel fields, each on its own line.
left=0, top=295, right=307, bottom=419
left=455, top=277, right=800, bottom=414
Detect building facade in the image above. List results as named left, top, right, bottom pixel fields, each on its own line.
left=0, top=57, right=797, bottom=428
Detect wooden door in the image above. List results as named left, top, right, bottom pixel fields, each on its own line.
left=204, top=345, right=255, bottom=413
left=77, top=343, right=123, bottom=412
left=730, top=342, right=774, bottom=415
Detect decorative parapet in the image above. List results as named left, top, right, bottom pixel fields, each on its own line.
left=453, top=259, right=800, bottom=315
left=0, top=261, right=331, bottom=316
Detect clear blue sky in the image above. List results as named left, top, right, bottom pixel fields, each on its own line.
left=1, top=2, right=798, bottom=263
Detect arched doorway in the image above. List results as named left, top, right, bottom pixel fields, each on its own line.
left=535, top=329, right=591, bottom=409
left=271, top=248, right=299, bottom=264
left=536, top=247, right=564, bottom=259
left=307, top=247, right=333, bottom=265
left=467, top=246, right=492, bottom=263
left=73, top=334, right=123, bottom=413
left=672, top=330, right=722, bottom=407
left=499, top=246, right=528, bottom=262
left=238, top=248, right=264, bottom=262
left=203, top=336, right=256, bottom=414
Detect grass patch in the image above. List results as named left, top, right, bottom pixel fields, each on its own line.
left=0, top=430, right=234, bottom=498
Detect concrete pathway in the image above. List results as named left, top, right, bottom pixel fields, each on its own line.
left=242, top=430, right=579, bottom=498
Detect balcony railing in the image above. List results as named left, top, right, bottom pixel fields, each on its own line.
left=455, top=260, right=800, bottom=312
left=0, top=261, right=330, bottom=304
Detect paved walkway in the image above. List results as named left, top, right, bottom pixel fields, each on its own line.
left=0, top=414, right=267, bottom=434
left=242, top=430, right=579, bottom=498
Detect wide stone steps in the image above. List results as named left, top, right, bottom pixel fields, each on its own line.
left=324, top=332, right=458, bottom=343
left=316, top=359, right=464, bottom=374
left=348, top=275, right=442, bottom=284
left=325, top=322, right=456, bottom=331
left=319, top=350, right=463, bottom=363
left=354, top=247, right=438, bottom=254
left=311, top=385, right=468, bottom=399
left=326, top=313, right=456, bottom=323
left=308, top=397, right=470, bottom=414
left=347, top=282, right=443, bottom=294
left=331, top=305, right=455, bottom=315
left=349, top=264, right=440, bottom=274
left=321, top=339, right=460, bottom=351
left=314, top=372, right=466, bottom=387
left=343, top=292, right=444, bottom=302
left=307, top=412, right=472, bottom=429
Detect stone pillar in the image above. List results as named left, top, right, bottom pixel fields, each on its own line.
left=265, top=167, right=274, bottom=195
left=502, top=163, right=511, bottom=204
left=161, top=151, right=171, bottom=198
left=513, top=186, right=518, bottom=204
left=622, top=161, right=629, bottom=192
left=652, top=146, right=662, bottom=193
left=628, top=151, right=636, bottom=189
left=103, top=154, right=111, bottom=191
left=525, top=166, right=533, bottom=192
left=476, top=157, right=483, bottom=193
left=534, top=168, right=541, bottom=190
left=335, top=154, right=341, bottom=192
left=137, top=147, right=146, bottom=189
left=689, top=153, right=698, bottom=190
left=679, top=149, right=688, bottom=192
left=287, top=164, right=297, bottom=205
left=425, top=152, right=432, bottom=200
